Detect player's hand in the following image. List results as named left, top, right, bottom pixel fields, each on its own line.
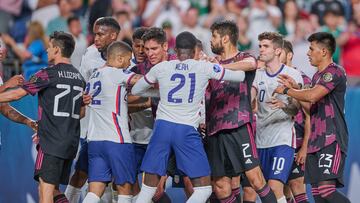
left=4, top=75, right=25, bottom=88
left=272, top=85, right=285, bottom=96
left=32, top=133, right=39, bottom=145
left=26, top=120, right=38, bottom=132
left=295, top=146, right=307, bottom=165
left=278, top=74, right=299, bottom=89
left=266, top=97, right=286, bottom=109
left=82, top=93, right=92, bottom=106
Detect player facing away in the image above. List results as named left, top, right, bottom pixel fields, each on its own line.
left=131, top=31, right=247, bottom=203
left=251, top=32, right=303, bottom=203
left=0, top=31, right=86, bottom=203
left=206, top=20, right=277, bottom=203
left=274, top=32, right=350, bottom=203
left=81, top=41, right=142, bottom=203
left=280, top=40, right=311, bottom=203
left=65, top=16, right=121, bottom=203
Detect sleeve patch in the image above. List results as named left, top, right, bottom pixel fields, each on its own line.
left=322, top=72, right=333, bottom=82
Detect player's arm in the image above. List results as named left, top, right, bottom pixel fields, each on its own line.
left=131, top=78, right=159, bottom=97
left=251, top=86, right=258, bottom=112
left=0, top=88, right=28, bottom=103
left=222, top=56, right=257, bottom=71
left=0, top=75, right=25, bottom=93
left=79, top=105, right=86, bottom=119
left=128, top=97, right=152, bottom=113
left=127, top=74, right=143, bottom=86
left=296, top=107, right=310, bottom=165
left=0, top=103, right=37, bottom=131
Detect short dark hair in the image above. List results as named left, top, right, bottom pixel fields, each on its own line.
left=307, top=32, right=336, bottom=55
left=196, top=39, right=203, bottom=50
left=283, top=40, right=293, bottom=54
left=132, top=27, right=148, bottom=41
left=67, top=15, right=80, bottom=26
left=176, top=31, right=197, bottom=50
left=258, top=32, right=284, bottom=49
left=142, top=27, right=167, bottom=44
left=107, top=41, right=132, bottom=60
left=49, top=31, right=75, bottom=58
left=94, top=17, right=121, bottom=34
left=210, top=20, right=239, bottom=46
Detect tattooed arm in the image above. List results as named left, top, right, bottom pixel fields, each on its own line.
left=0, top=103, right=37, bottom=131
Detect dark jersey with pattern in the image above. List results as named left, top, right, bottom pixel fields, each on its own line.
left=22, top=63, right=85, bottom=159
left=206, top=52, right=256, bottom=136
left=308, top=63, right=348, bottom=154
left=294, top=69, right=312, bottom=148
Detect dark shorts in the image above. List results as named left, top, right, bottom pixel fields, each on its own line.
left=75, top=138, right=88, bottom=173
left=287, top=148, right=305, bottom=182
left=134, top=143, right=148, bottom=174
left=305, top=142, right=345, bottom=188
left=34, top=147, right=73, bottom=185
left=205, top=123, right=260, bottom=177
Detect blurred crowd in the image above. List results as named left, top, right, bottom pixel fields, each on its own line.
left=0, top=0, right=360, bottom=85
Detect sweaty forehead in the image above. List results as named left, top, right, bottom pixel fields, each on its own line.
left=94, top=25, right=112, bottom=34
left=145, top=39, right=162, bottom=48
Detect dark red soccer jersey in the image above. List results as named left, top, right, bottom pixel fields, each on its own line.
left=206, top=52, right=256, bottom=136
left=22, top=63, right=85, bottom=159
left=308, top=63, right=348, bottom=154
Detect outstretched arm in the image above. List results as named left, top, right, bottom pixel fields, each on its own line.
left=0, top=88, right=28, bottom=103
left=0, top=103, right=37, bottom=131
left=0, top=75, right=25, bottom=93
left=222, top=57, right=257, bottom=71
left=131, top=78, right=159, bottom=97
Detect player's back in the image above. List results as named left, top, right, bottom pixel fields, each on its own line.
left=154, top=59, right=219, bottom=127
left=86, top=66, right=134, bottom=144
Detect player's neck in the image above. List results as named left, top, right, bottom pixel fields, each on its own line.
left=53, top=57, right=71, bottom=65
left=265, top=59, right=282, bottom=74
left=317, top=58, right=333, bottom=72
left=220, top=45, right=238, bottom=60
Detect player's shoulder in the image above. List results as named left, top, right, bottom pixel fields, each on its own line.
left=325, top=63, right=346, bottom=76
left=83, top=45, right=100, bottom=58
left=283, top=65, right=301, bottom=75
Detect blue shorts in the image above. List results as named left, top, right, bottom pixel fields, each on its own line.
left=88, top=141, right=137, bottom=185
left=140, top=119, right=210, bottom=178
left=134, top=143, right=147, bottom=174
left=75, top=138, right=88, bottom=173
left=258, top=145, right=295, bottom=184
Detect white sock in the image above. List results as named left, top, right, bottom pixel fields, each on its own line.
left=186, top=186, right=212, bottom=203
left=277, top=196, right=287, bottom=203
left=131, top=194, right=138, bottom=203
left=112, top=190, right=118, bottom=203
left=117, top=195, right=133, bottom=203
left=135, top=184, right=157, bottom=203
left=64, top=185, right=82, bottom=203
left=101, top=185, right=112, bottom=202
left=82, top=192, right=100, bottom=203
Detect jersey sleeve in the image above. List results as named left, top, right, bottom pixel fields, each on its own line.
left=316, top=66, right=345, bottom=92
left=204, top=62, right=225, bottom=80
left=79, top=55, right=91, bottom=81
left=143, top=64, right=159, bottom=84
left=21, top=69, right=51, bottom=95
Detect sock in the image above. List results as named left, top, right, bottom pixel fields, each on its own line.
left=54, top=194, right=69, bottom=203
left=101, top=185, right=112, bottom=203
left=132, top=194, right=138, bottom=203
left=152, top=191, right=171, bottom=203
left=286, top=197, right=294, bottom=203
left=294, top=193, right=309, bottom=203
left=311, top=186, right=326, bottom=203
left=135, top=184, right=157, bottom=203
left=318, top=184, right=351, bottom=203
left=277, top=196, right=287, bottom=203
left=112, top=190, right=118, bottom=203
left=187, top=186, right=212, bottom=203
left=209, top=192, right=220, bottom=203
left=118, top=195, right=133, bottom=203
left=232, top=188, right=241, bottom=203
left=82, top=192, right=100, bottom=203
left=255, top=184, right=277, bottom=203
left=64, top=185, right=81, bottom=203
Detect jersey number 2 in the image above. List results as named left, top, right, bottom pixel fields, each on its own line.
left=168, top=73, right=195, bottom=103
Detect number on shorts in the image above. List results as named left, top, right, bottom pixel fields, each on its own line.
left=242, top=143, right=251, bottom=158
left=319, top=153, right=333, bottom=168
left=272, top=157, right=285, bottom=172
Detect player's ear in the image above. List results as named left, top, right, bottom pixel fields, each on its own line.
left=222, top=35, right=229, bottom=44
left=162, top=42, right=168, bottom=52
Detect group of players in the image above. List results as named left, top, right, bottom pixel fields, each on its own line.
left=0, top=15, right=350, bottom=203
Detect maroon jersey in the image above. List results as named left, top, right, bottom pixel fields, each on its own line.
left=22, top=63, right=85, bottom=159
left=294, top=69, right=312, bottom=148
left=206, top=52, right=256, bottom=136
left=308, top=63, right=348, bottom=154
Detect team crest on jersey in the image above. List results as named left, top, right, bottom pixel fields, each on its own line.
left=322, top=72, right=333, bottom=82
left=29, top=75, right=39, bottom=83
left=213, top=64, right=222, bottom=73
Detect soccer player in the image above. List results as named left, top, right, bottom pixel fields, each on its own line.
left=65, top=16, right=120, bottom=203
left=0, top=31, right=85, bottom=203
left=274, top=32, right=351, bottom=203
left=131, top=31, right=248, bottom=203
left=82, top=41, right=142, bottom=203
left=252, top=32, right=303, bottom=203
left=280, top=40, right=311, bottom=203
left=206, top=20, right=276, bottom=203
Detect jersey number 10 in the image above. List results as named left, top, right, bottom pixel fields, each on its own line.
left=168, top=73, right=196, bottom=103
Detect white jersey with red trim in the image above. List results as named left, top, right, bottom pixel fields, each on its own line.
left=86, top=66, right=135, bottom=143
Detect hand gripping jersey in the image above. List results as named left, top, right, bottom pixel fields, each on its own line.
left=86, top=66, right=135, bottom=143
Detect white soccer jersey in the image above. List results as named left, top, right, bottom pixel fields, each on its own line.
left=78, top=45, right=106, bottom=139
left=143, top=59, right=227, bottom=127
left=86, top=66, right=135, bottom=143
left=0, top=76, right=3, bottom=85
left=253, top=65, right=303, bottom=148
